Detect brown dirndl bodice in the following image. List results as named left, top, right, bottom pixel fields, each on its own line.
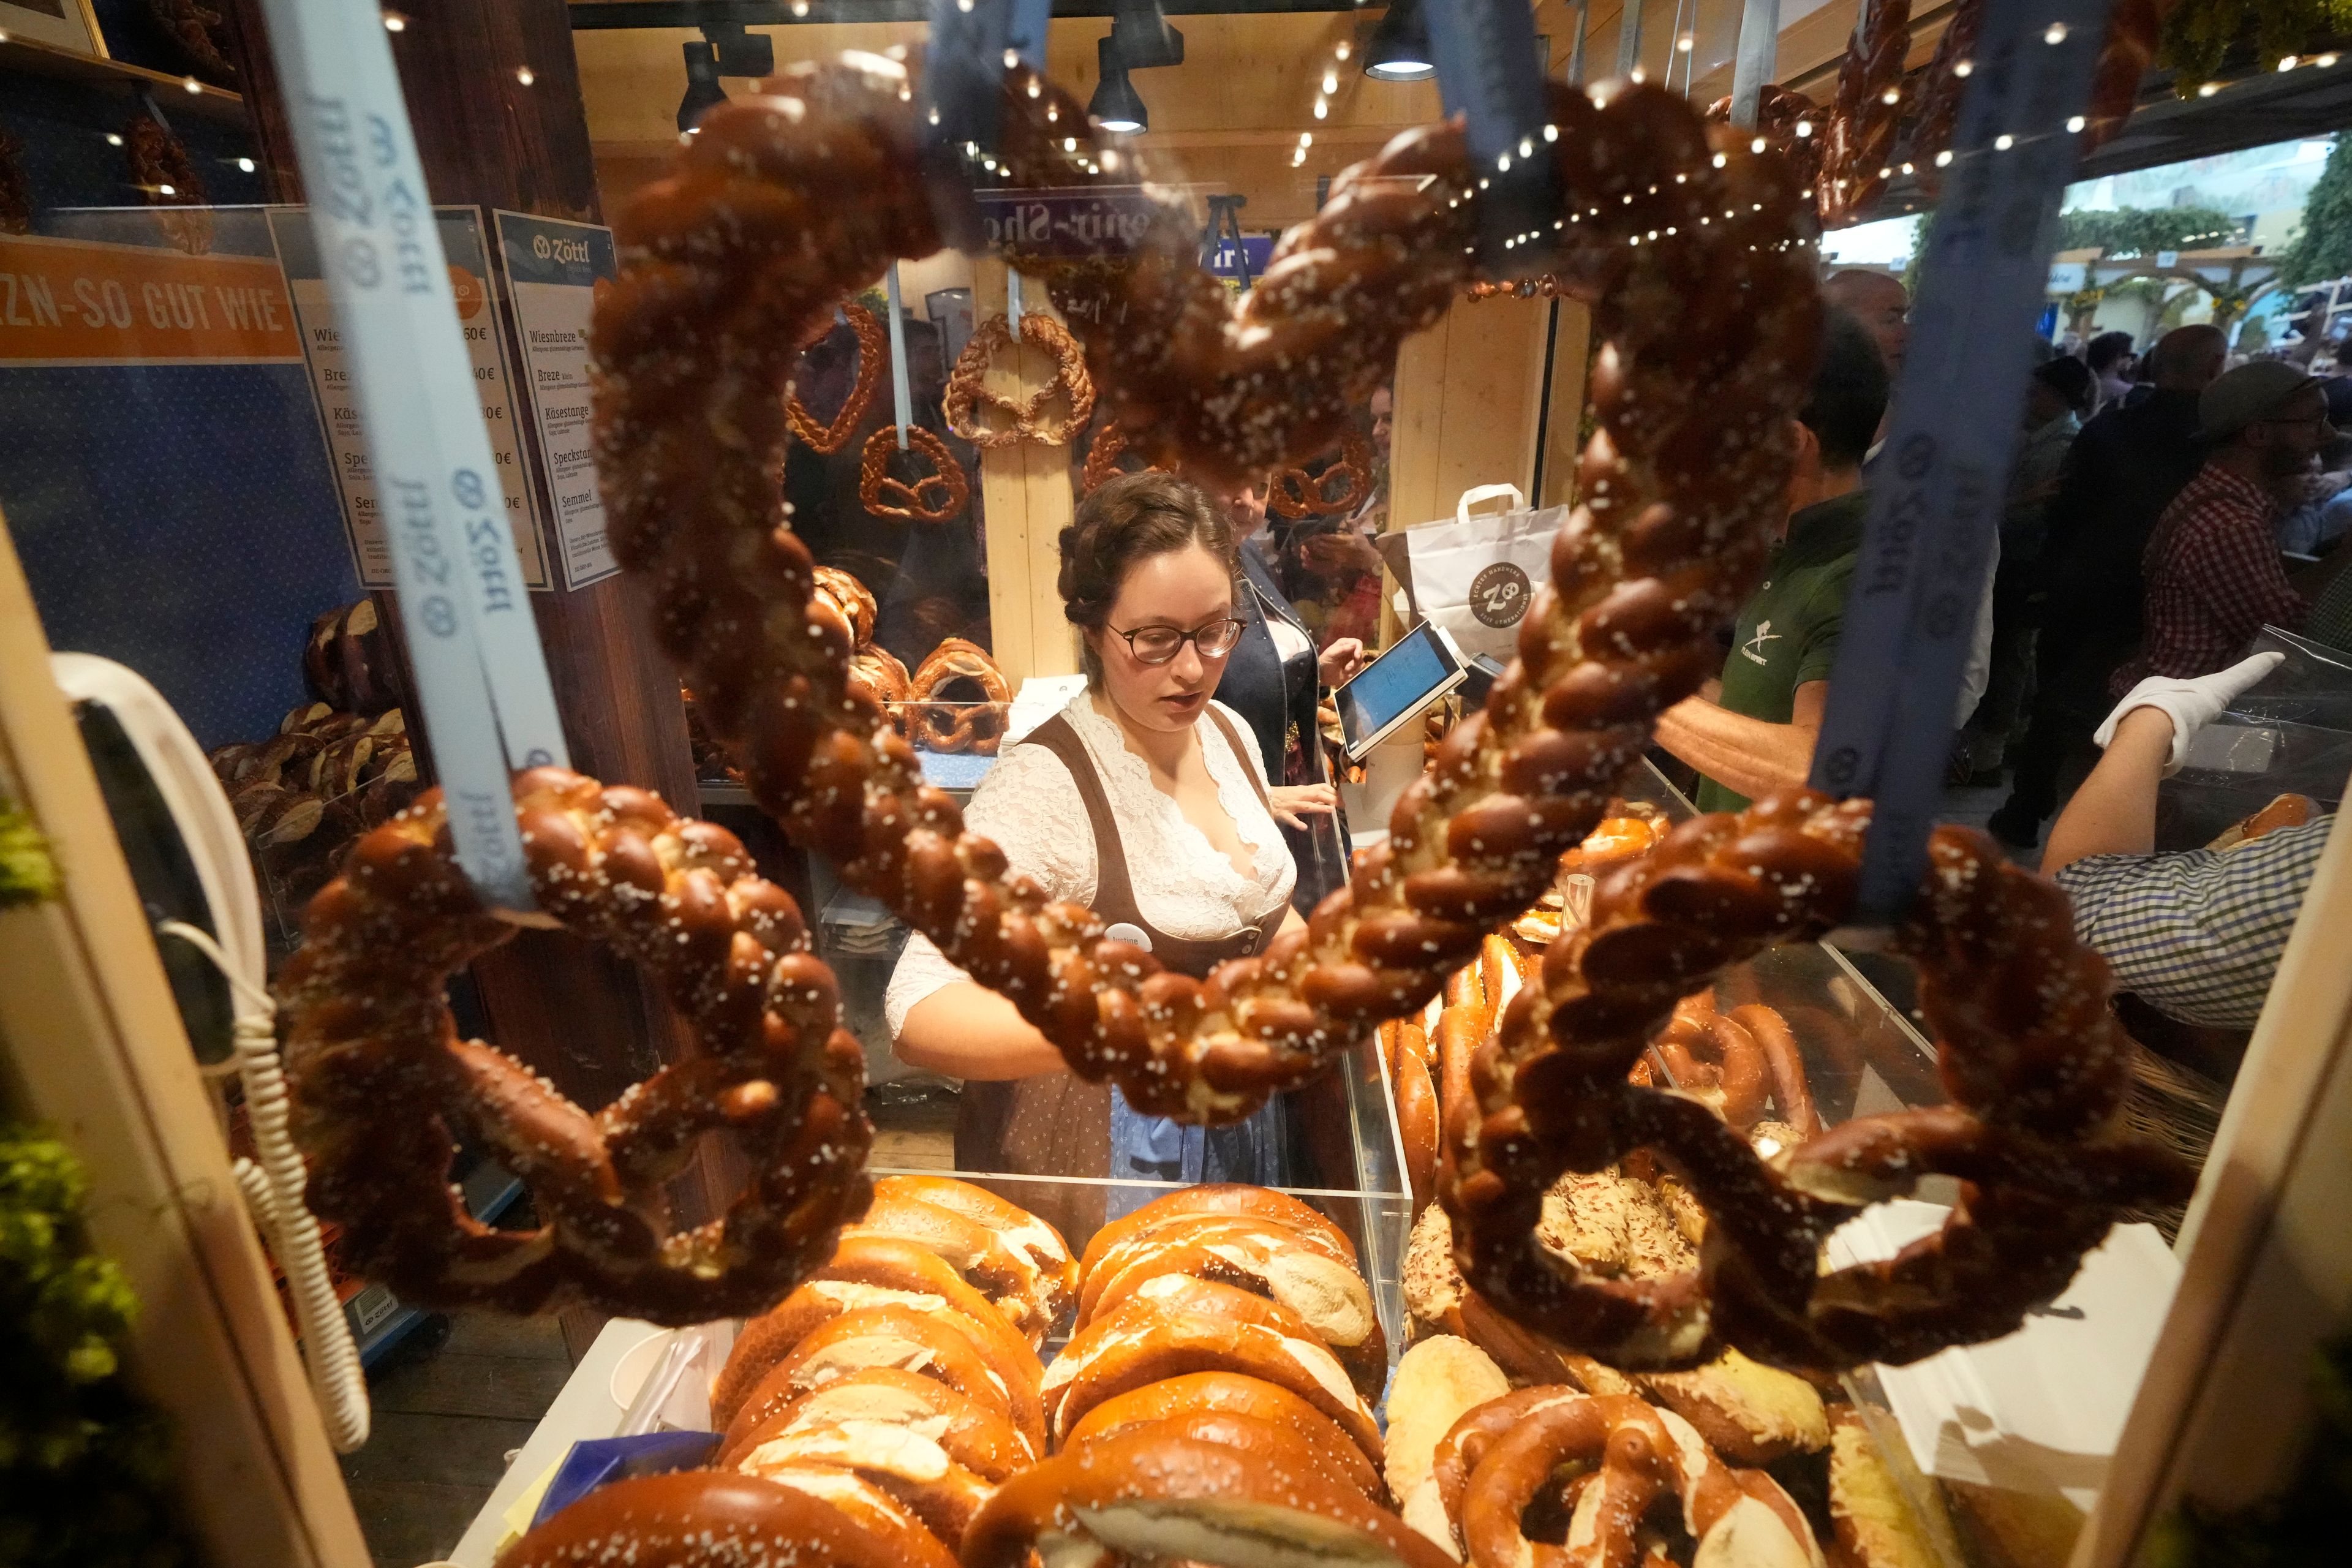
left=953, top=705, right=1280, bottom=1250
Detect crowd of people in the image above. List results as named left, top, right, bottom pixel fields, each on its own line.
left=1636, top=270, right=2345, bottom=1047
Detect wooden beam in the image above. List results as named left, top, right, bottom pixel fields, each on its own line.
left=969, top=258, right=1081, bottom=689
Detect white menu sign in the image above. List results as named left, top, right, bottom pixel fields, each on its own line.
left=268, top=205, right=550, bottom=590
left=493, top=211, right=617, bottom=590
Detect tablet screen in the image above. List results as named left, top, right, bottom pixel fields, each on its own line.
left=1338, top=625, right=1458, bottom=758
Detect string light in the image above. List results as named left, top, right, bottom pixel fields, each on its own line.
left=1794, top=120, right=1814, bottom=138
left=183, top=75, right=203, bottom=92
left=2198, top=81, right=2220, bottom=96
left=1880, top=88, right=1899, bottom=104
left=1314, top=97, right=1328, bottom=118
left=1953, top=59, right=1974, bottom=77
left=382, top=10, right=406, bottom=31
left=1936, top=149, right=1954, bottom=167
left=1323, top=71, right=1338, bottom=93
left=1994, top=133, right=2015, bottom=150
left=1678, top=34, right=1694, bottom=52
left=2280, top=55, right=2299, bottom=70
left=105, top=132, right=124, bottom=146
left=2066, top=114, right=2086, bottom=132
left=514, top=66, right=534, bottom=86
left=237, top=157, right=256, bottom=173
left=2044, top=22, right=2068, bottom=43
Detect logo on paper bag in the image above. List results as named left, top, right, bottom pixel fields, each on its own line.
left=1468, top=562, right=1532, bottom=629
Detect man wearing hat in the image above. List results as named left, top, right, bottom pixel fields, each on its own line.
left=2111, top=361, right=2334, bottom=692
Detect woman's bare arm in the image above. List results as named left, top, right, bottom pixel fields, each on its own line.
left=896, top=982, right=1070, bottom=1080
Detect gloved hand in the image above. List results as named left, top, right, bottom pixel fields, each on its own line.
left=2092, top=652, right=2285, bottom=774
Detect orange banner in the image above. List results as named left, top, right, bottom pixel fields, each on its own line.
left=0, top=232, right=303, bottom=366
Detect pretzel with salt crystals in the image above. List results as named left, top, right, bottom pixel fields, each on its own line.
left=498, top=1471, right=956, bottom=1568
left=907, top=636, right=1010, bottom=755
left=709, top=1232, right=1045, bottom=1434
left=1458, top=1392, right=1820, bottom=1568
left=1815, top=0, right=1912, bottom=227
left=1447, top=793, right=2194, bottom=1373
left=276, top=768, right=871, bottom=1324
left=965, top=1430, right=1451, bottom=1568
left=1080, top=421, right=1166, bottom=492
left=943, top=312, right=1095, bottom=448
left=1065, top=1371, right=1385, bottom=1503
left=586, top=59, right=2179, bottom=1374
left=786, top=301, right=886, bottom=453
left=859, top=425, right=969, bottom=523
left=589, top=59, right=1814, bottom=1129
left=1269, top=428, right=1377, bottom=518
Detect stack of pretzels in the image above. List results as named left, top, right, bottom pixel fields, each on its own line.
left=698, top=1178, right=1062, bottom=1558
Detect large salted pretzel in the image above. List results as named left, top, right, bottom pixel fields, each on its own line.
left=276, top=769, right=872, bottom=1322
left=587, top=55, right=2187, bottom=1371
left=590, top=58, right=1814, bottom=1127
left=1727, top=0, right=2165, bottom=225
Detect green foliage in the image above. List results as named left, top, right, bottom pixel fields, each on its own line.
left=2272, top=135, right=2352, bottom=289
left=2058, top=206, right=2241, bottom=258
left=0, top=1128, right=189, bottom=1567
left=0, top=804, right=56, bottom=910
left=2147, top=1330, right=2352, bottom=1567
left=2162, top=0, right=2352, bottom=91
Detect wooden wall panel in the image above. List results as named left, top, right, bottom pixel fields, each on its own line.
left=1390, top=293, right=1555, bottom=533
left=969, top=258, right=1080, bottom=690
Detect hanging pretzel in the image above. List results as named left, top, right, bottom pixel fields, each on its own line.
left=1268, top=429, right=1376, bottom=519
left=943, top=312, right=1095, bottom=448
left=907, top=637, right=1010, bottom=756
left=276, top=768, right=873, bottom=1324
left=0, top=130, right=31, bottom=236
left=589, top=61, right=2184, bottom=1376
left=1080, top=423, right=1164, bottom=492
left=1446, top=793, right=2193, bottom=1372
left=123, top=112, right=212, bottom=256
left=859, top=426, right=969, bottom=523
left=592, top=59, right=1814, bottom=1128
left=787, top=302, right=888, bottom=454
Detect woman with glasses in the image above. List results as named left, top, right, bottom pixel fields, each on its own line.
left=884, top=472, right=1306, bottom=1239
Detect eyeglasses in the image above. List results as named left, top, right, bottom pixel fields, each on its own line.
left=1111, top=617, right=1246, bottom=665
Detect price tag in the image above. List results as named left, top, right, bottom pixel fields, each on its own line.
left=254, top=0, right=570, bottom=911
left=1807, top=0, right=2112, bottom=923
left=1426, top=0, right=1561, bottom=274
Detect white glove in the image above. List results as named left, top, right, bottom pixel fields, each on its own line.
left=2092, top=652, right=2286, bottom=774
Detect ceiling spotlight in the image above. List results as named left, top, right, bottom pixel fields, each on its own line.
left=1090, top=4, right=1181, bottom=135
left=677, top=40, right=728, bottom=132
left=1090, top=39, right=1148, bottom=133
left=1364, top=0, right=1436, bottom=82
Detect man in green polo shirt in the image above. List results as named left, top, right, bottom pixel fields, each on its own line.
left=1656, top=313, right=1889, bottom=812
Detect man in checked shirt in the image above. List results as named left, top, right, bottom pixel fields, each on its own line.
left=2112, top=363, right=2346, bottom=693
left=2044, top=653, right=2332, bottom=1036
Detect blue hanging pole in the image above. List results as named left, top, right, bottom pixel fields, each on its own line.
left=1807, top=0, right=2114, bottom=924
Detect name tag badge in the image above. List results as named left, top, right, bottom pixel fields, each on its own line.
left=1104, top=921, right=1153, bottom=952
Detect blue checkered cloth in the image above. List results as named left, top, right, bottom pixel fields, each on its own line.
left=2053, top=817, right=2332, bottom=1028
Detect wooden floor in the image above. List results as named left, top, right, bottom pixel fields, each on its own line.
left=339, top=1310, right=571, bottom=1567
left=339, top=1098, right=960, bottom=1566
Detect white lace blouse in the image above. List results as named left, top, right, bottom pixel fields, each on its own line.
left=883, top=693, right=1297, bottom=1039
